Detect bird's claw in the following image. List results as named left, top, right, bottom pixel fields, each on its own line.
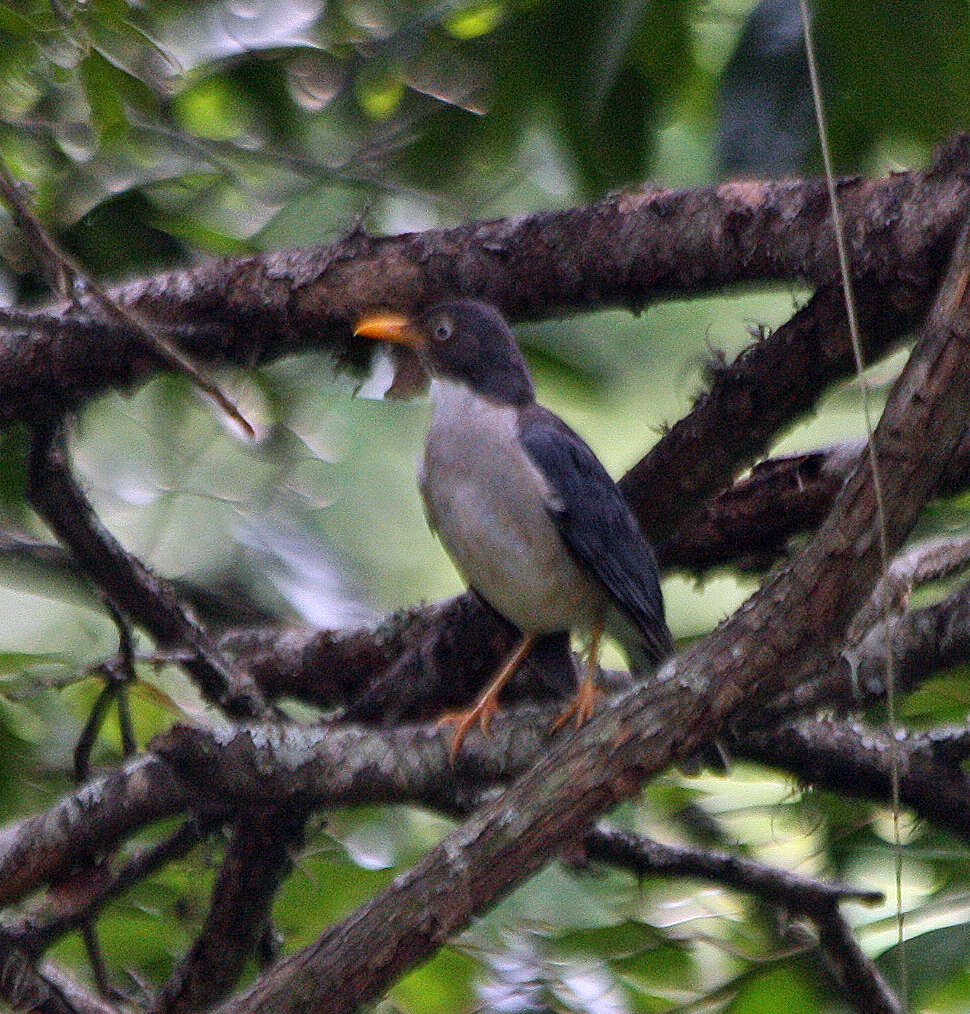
left=552, top=679, right=604, bottom=732
left=437, top=692, right=501, bottom=763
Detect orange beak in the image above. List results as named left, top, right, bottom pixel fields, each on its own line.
left=353, top=312, right=425, bottom=349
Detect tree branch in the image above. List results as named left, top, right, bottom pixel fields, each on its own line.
left=0, top=755, right=189, bottom=908
left=4, top=142, right=970, bottom=1014
left=0, top=157, right=251, bottom=435
left=662, top=427, right=970, bottom=573
left=26, top=421, right=270, bottom=720
left=160, top=811, right=304, bottom=1014
left=1, top=138, right=969, bottom=429
left=0, top=935, right=134, bottom=1014
left=9, top=817, right=215, bottom=953
left=740, top=716, right=970, bottom=843
left=620, top=281, right=922, bottom=542
left=585, top=825, right=881, bottom=915
left=6, top=553, right=970, bottom=915
left=585, top=827, right=898, bottom=1014
left=7, top=600, right=970, bottom=943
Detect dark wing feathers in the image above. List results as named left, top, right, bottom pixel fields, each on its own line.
left=518, top=405, right=672, bottom=666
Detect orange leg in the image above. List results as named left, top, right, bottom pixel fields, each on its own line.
left=553, top=624, right=605, bottom=731
left=437, top=633, right=538, bottom=762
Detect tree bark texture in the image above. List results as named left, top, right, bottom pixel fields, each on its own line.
left=1, top=136, right=969, bottom=430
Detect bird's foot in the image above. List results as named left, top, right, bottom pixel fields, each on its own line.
left=552, top=677, right=604, bottom=732
left=436, top=690, right=502, bottom=763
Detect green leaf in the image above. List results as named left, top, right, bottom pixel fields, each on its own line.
left=445, top=1, right=505, bottom=39
left=356, top=68, right=406, bottom=121
left=556, top=919, right=667, bottom=959
left=80, top=49, right=129, bottom=137
left=815, top=0, right=970, bottom=165
left=878, top=922, right=970, bottom=1003
left=726, top=963, right=824, bottom=1013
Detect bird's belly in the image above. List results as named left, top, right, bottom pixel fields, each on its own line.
left=423, top=452, right=605, bottom=634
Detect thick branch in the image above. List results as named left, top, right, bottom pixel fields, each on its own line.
left=7, top=554, right=970, bottom=912
left=0, top=755, right=188, bottom=908
left=2, top=139, right=970, bottom=428
left=663, top=428, right=970, bottom=573
left=152, top=717, right=542, bottom=811
left=161, top=811, right=304, bottom=1014
left=621, top=282, right=923, bottom=541
left=740, top=717, right=970, bottom=842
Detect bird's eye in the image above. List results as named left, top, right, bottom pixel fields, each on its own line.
left=433, top=320, right=453, bottom=342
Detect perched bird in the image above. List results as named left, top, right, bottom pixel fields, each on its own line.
left=354, top=300, right=672, bottom=758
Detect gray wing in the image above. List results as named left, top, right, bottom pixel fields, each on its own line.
left=518, top=405, right=672, bottom=666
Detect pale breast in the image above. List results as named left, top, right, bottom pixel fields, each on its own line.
left=420, top=381, right=606, bottom=634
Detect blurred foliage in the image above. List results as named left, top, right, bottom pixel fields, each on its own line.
left=1, top=1, right=970, bottom=1011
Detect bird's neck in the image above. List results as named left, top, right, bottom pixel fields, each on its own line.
left=429, top=377, right=532, bottom=418
left=429, top=378, right=489, bottom=421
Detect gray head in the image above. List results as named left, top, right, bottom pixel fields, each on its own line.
left=354, top=300, right=535, bottom=406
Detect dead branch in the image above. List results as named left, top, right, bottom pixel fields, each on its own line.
left=0, top=157, right=251, bottom=434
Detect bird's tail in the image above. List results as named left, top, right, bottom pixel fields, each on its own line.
left=611, top=610, right=727, bottom=772
left=609, top=611, right=674, bottom=676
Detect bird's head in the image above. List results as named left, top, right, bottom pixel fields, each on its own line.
left=354, top=300, right=535, bottom=406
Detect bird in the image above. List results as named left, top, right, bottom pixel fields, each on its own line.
left=354, top=300, right=673, bottom=759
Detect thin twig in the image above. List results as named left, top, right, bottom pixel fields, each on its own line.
left=105, top=601, right=138, bottom=759
left=73, top=682, right=116, bottom=784
left=11, top=816, right=219, bottom=953
left=81, top=923, right=109, bottom=997
left=587, top=826, right=898, bottom=1014
left=26, top=421, right=269, bottom=719
left=585, top=827, right=882, bottom=915
left=0, top=157, right=253, bottom=436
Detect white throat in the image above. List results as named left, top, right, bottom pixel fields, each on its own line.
left=429, top=377, right=486, bottom=419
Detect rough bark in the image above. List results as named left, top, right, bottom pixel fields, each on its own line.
left=5, top=559, right=970, bottom=923
left=1, top=138, right=969, bottom=429
left=161, top=811, right=304, bottom=1014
